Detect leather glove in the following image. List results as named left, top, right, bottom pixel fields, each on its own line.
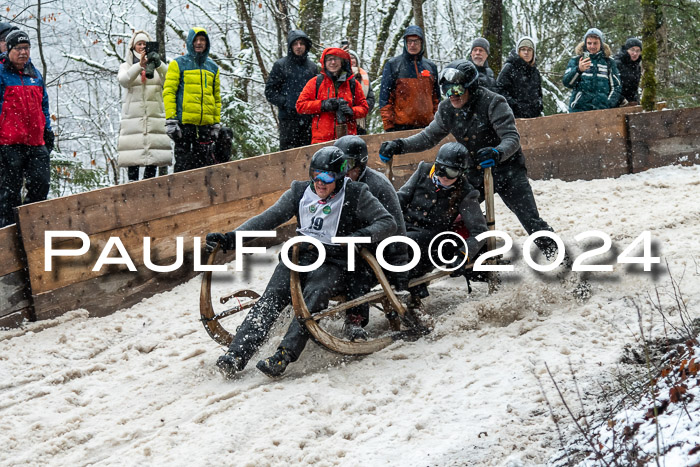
left=474, top=147, right=500, bottom=168
left=165, top=119, right=182, bottom=140
left=379, top=140, right=404, bottom=163
left=205, top=232, right=235, bottom=253
left=210, top=123, right=221, bottom=139
left=338, top=99, right=354, bottom=118
left=321, top=98, right=339, bottom=112
left=43, top=128, right=55, bottom=153
left=146, top=51, right=161, bottom=67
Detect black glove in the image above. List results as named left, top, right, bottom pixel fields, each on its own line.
left=338, top=99, right=354, bottom=118
left=474, top=147, right=501, bottom=168
left=146, top=51, right=162, bottom=67
left=379, top=140, right=404, bottom=163
left=321, top=98, right=339, bottom=112
left=447, top=245, right=469, bottom=276
left=44, top=129, right=55, bottom=153
left=205, top=232, right=235, bottom=253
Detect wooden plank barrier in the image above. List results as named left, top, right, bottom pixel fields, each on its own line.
left=627, top=107, right=700, bottom=172
left=0, top=225, right=33, bottom=328
left=2, top=105, right=698, bottom=326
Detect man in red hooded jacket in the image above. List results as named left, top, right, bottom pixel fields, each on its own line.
left=296, top=47, right=369, bottom=144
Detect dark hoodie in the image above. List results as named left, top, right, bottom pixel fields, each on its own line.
left=496, top=48, right=543, bottom=118
left=378, top=25, right=440, bottom=131
left=264, top=29, right=318, bottom=120
left=614, top=39, right=642, bottom=105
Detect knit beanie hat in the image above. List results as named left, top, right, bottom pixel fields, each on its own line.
left=583, top=28, right=605, bottom=45
left=132, top=32, right=150, bottom=48
left=517, top=36, right=536, bottom=62
left=5, top=30, right=30, bottom=52
left=624, top=37, right=642, bottom=50
left=471, top=37, right=490, bottom=55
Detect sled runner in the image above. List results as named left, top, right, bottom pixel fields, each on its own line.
left=200, top=167, right=499, bottom=355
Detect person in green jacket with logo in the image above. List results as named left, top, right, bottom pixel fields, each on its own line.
left=163, top=28, right=221, bottom=172
left=563, top=28, right=621, bottom=113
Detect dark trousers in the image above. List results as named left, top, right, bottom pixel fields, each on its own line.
left=228, top=259, right=347, bottom=364
left=0, top=145, right=50, bottom=228
left=127, top=165, right=158, bottom=181
left=173, top=124, right=215, bottom=172
left=468, top=163, right=554, bottom=250
left=279, top=118, right=312, bottom=151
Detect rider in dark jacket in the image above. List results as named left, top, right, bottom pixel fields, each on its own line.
left=496, top=37, right=543, bottom=119
left=614, top=38, right=642, bottom=106
left=264, top=30, right=318, bottom=150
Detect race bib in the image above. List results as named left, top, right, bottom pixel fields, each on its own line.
left=297, top=179, right=348, bottom=244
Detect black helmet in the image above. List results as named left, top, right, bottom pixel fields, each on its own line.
left=434, top=143, right=468, bottom=179
left=439, top=60, right=479, bottom=95
left=309, top=146, right=349, bottom=183
left=334, top=135, right=368, bottom=172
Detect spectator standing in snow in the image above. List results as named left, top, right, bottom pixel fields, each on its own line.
left=614, top=38, right=643, bottom=107
left=163, top=27, right=221, bottom=172
left=0, top=30, right=54, bottom=228
left=469, top=37, right=498, bottom=92
left=378, top=25, right=440, bottom=132
left=496, top=36, right=543, bottom=119
left=296, top=47, right=369, bottom=144
left=264, top=30, right=317, bottom=150
left=117, top=30, right=172, bottom=182
left=562, top=28, right=621, bottom=113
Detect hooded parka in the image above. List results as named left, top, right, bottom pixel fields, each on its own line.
left=117, top=30, right=172, bottom=168
left=496, top=41, right=543, bottom=119
left=296, top=48, right=369, bottom=144
left=614, top=39, right=642, bottom=105
left=563, top=40, right=621, bottom=112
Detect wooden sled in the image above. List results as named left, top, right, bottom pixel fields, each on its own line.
left=200, top=167, right=498, bottom=354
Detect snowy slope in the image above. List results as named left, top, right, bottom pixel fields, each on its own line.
left=1, top=165, right=699, bottom=466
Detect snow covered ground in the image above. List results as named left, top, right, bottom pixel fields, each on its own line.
left=1, top=165, right=699, bottom=466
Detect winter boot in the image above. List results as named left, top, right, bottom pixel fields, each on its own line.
left=344, top=313, right=369, bottom=341
left=256, top=348, right=293, bottom=378
left=216, top=352, right=247, bottom=378
left=403, top=295, right=433, bottom=335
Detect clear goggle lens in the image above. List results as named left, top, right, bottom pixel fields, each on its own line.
left=435, top=164, right=461, bottom=179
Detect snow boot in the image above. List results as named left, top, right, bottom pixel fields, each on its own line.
left=216, top=352, right=247, bottom=378
left=403, top=295, right=433, bottom=335
left=256, top=348, right=293, bottom=378
left=344, top=313, right=369, bottom=341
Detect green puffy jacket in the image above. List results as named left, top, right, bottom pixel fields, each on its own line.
left=563, top=42, right=621, bottom=113
left=163, top=28, right=221, bottom=125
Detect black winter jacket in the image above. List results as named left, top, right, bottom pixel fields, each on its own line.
left=614, top=48, right=641, bottom=105
left=397, top=162, right=487, bottom=260
left=496, top=49, right=543, bottom=118
left=470, top=59, right=498, bottom=92
left=264, top=30, right=318, bottom=120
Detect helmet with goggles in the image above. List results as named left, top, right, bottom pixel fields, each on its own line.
left=333, top=135, right=368, bottom=172
left=434, top=142, right=469, bottom=179
left=439, top=60, right=479, bottom=96
left=309, top=146, right=349, bottom=184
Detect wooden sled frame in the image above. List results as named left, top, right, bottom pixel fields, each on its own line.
left=200, top=167, right=497, bottom=355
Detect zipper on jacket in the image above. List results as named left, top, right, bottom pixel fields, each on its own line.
left=199, top=67, right=204, bottom=125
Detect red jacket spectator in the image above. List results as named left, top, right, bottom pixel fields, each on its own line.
left=296, top=47, right=368, bottom=144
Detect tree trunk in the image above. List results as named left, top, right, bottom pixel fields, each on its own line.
left=345, top=0, right=361, bottom=49
left=156, top=0, right=166, bottom=58
left=299, top=0, right=324, bottom=51
left=640, top=0, right=661, bottom=111
left=482, top=0, right=503, bottom=76
left=387, top=11, right=413, bottom=61
left=236, top=0, right=269, bottom=82
left=270, top=0, right=290, bottom=58
left=36, top=0, right=47, bottom=81
left=411, top=0, right=425, bottom=55
left=369, top=0, right=401, bottom=78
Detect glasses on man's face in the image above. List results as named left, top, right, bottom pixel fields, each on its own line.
left=13, top=46, right=30, bottom=53
left=406, top=39, right=421, bottom=45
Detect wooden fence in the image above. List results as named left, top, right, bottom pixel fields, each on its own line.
left=1, top=105, right=698, bottom=327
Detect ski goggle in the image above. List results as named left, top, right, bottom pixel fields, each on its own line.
left=435, top=164, right=461, bottom=179
left=439, top=67, right=466, bottom=85
left=311, top=170, right=338, bottom=184
left=442, top=83, right=466, bottom=97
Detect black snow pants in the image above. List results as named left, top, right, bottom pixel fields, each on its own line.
left=467, top=163, right=554, bottom=251
left=173, top=124, right=216, bottom=172
left=0, top=144, right=50, bottom=228
left=227, top=256, right=347, bottom=365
